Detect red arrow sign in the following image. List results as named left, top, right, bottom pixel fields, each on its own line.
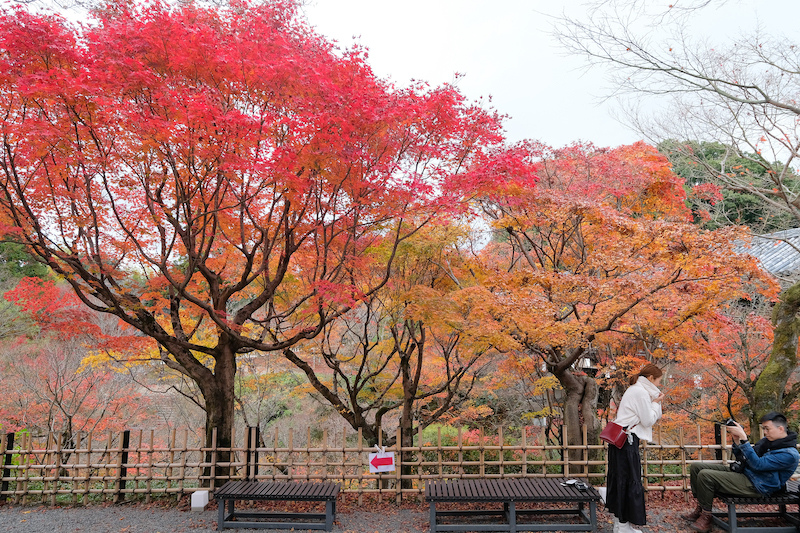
left=370, top=455, right=394, bottom=468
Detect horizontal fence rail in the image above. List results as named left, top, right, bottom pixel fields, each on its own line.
left=0, top=424, right=760, bottom=505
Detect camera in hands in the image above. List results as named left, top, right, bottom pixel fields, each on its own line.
left=729, top=461, right=745, bottom=473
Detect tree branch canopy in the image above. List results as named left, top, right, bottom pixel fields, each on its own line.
left=0, top=0, right=511, bottom=452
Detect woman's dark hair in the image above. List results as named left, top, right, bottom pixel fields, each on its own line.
left=629, top=364, right=663, bottom=385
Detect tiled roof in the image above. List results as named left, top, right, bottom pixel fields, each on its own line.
left=740, top=228, right=800, bottom=277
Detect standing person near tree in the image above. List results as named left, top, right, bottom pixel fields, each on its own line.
left=606, top=364, right=665, bottom=533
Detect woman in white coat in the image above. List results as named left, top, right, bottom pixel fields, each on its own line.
left=606, top=364, right=664, bottom=533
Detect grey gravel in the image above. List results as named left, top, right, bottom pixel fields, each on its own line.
left=0, top=504, right=431, bottom=533
left=0, top=503, right=626, bottom=532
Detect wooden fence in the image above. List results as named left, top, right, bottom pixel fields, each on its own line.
left=0, top=423, right=743, bottom=505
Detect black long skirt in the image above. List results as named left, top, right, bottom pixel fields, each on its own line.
left=606, top=433, right=646, bottom=525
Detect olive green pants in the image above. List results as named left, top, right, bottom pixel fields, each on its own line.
left=689, top=462, right=762, bottom=509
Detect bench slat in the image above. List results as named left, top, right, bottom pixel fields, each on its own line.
left=216, top=481, right=339, bottom=532
left=426, top=478, right=600, bottom=533
left=425, top=478, right=600, bottom=503
left=215, top=481, right=339, bottom=501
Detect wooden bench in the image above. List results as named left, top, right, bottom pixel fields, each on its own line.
left=425, top=477, right=601, bottom=532
left=214, top=480, right=340, bottom=531
left=711, top=479, right=800, bottom=533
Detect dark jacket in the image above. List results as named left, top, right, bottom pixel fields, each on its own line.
left=733, top=431, right=799, bottom=495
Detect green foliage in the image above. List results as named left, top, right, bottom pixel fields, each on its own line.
left=0, top=242, right=48, bottom=284
left=234, top=369, right=298, bottom=428
left=659, top=140, right=797, bottom=232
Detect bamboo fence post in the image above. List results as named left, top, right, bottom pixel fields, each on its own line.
left=135, top=429, right=143, bottom=496
left=103, top=431, right=112, bottom=501
left=697, top=424, right=703, bottom=462
left=69, top=431, right=78, bottom=505
left=357, top=428, right=363, bottom=507
left=562, top=425, right=569, bottom=476
left=20, top=432, right=31, bottom=505
left=658, top=425, right=664, bottom=495
left=74, top=431, right=82, bottom=504
left=417, top=424, right=424, bottom=490
left=254, top=425, right=261, bottom=481
left=602, top=425, right=609, bottom=481
left=83, top=431, right=93, bottom=505
left=51, top=432, right=62, bottom=505
left=642, top=435, right=649, bottom=497
left=547, top=426, right=552, bottom=475
left=377, top=428, right=383, bottom=503
left=114, top=429, right=131, bottom=503
left=43, top=432, right=53, bottom=504
left=680, top=427, right=688, bottom=498
left=287, top=428, right=294, bottom=481
left=306, top=427, right=311, bottom=482
left=457, top=427, right=463, bottom=477
left=228, top=427, right=235, bottom=482
left=479, top=428, right=485, bottom=478
left=582, top=425, right=588, bottom=479
left=256, top=426, right=263, bottom=481
left=322, top=428, right=328, bottom=484
left=521, top=427, right=528, bottom=477
left=341, top=426, right=347, bottom=489
left=721, top=423, right=729, bottom=464
left=166, top=428, right=175, bottom=495
left=209, top=427, right=218, bottom=491
left=113, top=430, right=123, bottom=503
left=145, top=430, right=154, bottom=503
left=178, top=429, right=187, bottom=495
left=1, top=432, right=13, bottom=503
left=395, top=427, right=402, bottom=504
left=437, top=426, right=443, bottom=480
left=272, top=428, right=280, bottom=481
left=245, top=427, right=252, bottom=481
left=498, top=427, right=504, bottom=477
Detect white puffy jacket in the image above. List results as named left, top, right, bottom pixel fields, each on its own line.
left=613, top=376, right=662, bottom=442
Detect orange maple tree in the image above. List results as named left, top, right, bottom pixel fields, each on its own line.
left=464, top=141, right=774, bottom=455
left=0, top=0, right=509, bottom=461
left=288, top=223, right=499, bottom=449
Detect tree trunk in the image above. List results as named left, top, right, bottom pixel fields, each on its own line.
left=751, top=281, right=800, bottom=438
left=554, top=367, right=601, bottom=474
left=398, top=335, right=421, bottom=492
left=199, top=343, right=237, bottom=487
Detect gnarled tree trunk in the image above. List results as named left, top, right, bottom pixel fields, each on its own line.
left=751, top=281, right=800, bottom=437
left=553, top=366, right=602, bottom=475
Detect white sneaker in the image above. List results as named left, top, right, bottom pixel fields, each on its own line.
left=618, top=522, right=643, bottom=533
left=612, top=517, right=619, bottom=533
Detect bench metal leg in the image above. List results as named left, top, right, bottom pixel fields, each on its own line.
left=508, top=501, right=516, bottom=533
left=430, top=501, right=437, bottom=533
left=325, top=499, right=334, bottom=531
left=728, top=502, right=737, bottom=533
left=218, top=498, right=225, bottom=531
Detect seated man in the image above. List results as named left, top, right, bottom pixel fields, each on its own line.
left=680, top=411, right=799, bottom=533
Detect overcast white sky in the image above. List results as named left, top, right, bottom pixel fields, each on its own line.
left=303, top=0, right=800, bottom=149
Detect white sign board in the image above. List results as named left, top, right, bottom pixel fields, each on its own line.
left=368, top=451, right=396, bottom=473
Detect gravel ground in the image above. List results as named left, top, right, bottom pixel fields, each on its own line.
left=0, top=498, right=693, bottom=533
left=0, top=504, right=435, bottom=533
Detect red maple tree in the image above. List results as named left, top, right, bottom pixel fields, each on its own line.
left=0, top=0, right=508, bottom=464
left=0, top=278, right=150, bottom=442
